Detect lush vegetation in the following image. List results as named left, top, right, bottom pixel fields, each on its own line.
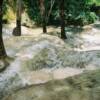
left=3, top=0, right=100, bottom=26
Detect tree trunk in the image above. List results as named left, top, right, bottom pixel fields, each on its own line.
left=0, top=0, right=7, bottom=58
left=39, top=0, right=47, bottom=33
left=15, top=0, right=22, bottom=36
left=60, top=0, right=67, bottom=39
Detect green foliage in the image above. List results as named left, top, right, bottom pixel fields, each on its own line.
left=3, top=7, right=16, bottom=22
left=23, top=0, right=41, bottom=25
left=3, top=0, right=100, bottom=26
left=47, top=0, right=99, bottom=25
left=64, top=0, right=98, bottom=25
left=75, top=12, right=98, bottom=25
left=3, top=0, right=16, bottom=23
left=88, top=0, right=100, bottom=5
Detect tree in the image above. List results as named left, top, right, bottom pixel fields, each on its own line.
left=39, top=0, right=47, bottom=33
left=46, top=0, right=56, bottom=23
left=13, top=0, right=22, bottom=36
left=59, top=0, right=67, bottom=39
left=0, top=0, right=7, bottom=58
